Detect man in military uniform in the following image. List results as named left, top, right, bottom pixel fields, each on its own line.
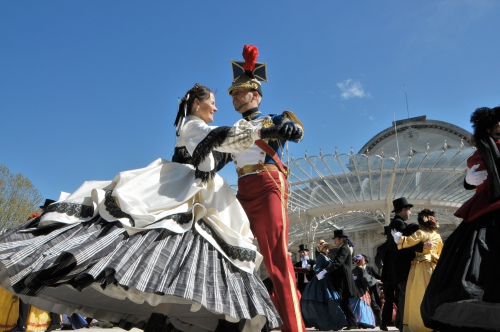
left=228, top=45, right=305, bottom=332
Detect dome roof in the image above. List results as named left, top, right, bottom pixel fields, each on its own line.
left=284, top=116, right=474, bottom=245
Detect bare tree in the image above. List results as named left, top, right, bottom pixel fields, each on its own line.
left=0, top=164, right=43, bottom=230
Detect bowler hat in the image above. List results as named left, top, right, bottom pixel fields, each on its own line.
left=392, top=197, right=413, bottom=213
left=332, top=229, right=348, bottom=239
left=298, top=244, right=309, bottom=252
left=40, top=199, right=56, bottom=209
left=381, top=226, right=391, bottom=235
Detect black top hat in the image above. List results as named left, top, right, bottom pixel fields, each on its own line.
left=40, top=199, right=56, bottom=209
left=381, top=225, right=391, bottom=235
left=298, top=244, right=309, bottom=252
left=392, top=197, right=413, bottom=213
left=332, top=229, right=348, bottom=239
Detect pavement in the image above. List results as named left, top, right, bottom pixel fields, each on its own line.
left=77, top=327, right=399, bottom=332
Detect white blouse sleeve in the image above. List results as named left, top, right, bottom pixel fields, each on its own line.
left=179, top=117, right=260, bottom=172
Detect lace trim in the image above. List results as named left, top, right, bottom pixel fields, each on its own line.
left=154, top=211, right=193, bottom=225
left=197, top=219, right=256, bottom=262
left=172, top=127, right=231, bottom=183
left=172, top=146, right=193, bottom=165
left=45, top=202, right=94, bottom=218
left=104, top=190, right=135, bottom=226
left=191, top=126, right=231, bottom=183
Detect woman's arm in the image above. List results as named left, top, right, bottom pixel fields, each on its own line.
left=314, top=254, right=328, bottom=273
left=181, top=118, right=260, bottom=173
left=397, top=230, right=427, bottom=250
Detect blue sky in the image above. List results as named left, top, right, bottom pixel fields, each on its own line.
left=1, top=1, right=499, bottom=202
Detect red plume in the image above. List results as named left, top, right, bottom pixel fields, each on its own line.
left=27, top=212, right=41, bottom=220
left=242, top=45, right=259, bottom=72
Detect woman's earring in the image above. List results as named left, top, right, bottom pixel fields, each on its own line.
left=196, top=106, right=199, bottom=112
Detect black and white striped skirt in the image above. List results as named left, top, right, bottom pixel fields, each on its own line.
left=0, top=216, right=281, bottom=331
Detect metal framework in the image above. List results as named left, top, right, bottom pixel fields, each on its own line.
left=285, top=145, right=476, bottom=246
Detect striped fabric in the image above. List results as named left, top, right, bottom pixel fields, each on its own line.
left=0, top=217, right=281, bottom=330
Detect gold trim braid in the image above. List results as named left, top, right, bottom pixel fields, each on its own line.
left=227, top=81, right=261, bottom=94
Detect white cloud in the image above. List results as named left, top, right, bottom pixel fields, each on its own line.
left=336, top=79, right=371, bottom=100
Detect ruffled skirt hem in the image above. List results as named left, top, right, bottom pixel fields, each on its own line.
left=0, top=217, right=281, bottom=331
left=426, top=300, right=500, bottom=331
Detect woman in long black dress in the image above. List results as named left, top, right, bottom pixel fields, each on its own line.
left=421, top=106, right=500, bottom=331
left=301, top=239, right=347, bottom=331
left=0, top=83, right=281, bottom=332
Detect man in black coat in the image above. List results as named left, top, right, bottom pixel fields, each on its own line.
left=325, top=230, right=357, bottom=330
left=374, top=227, right=388, bottom=272
left=379, top=226, right=397, bottom=331
left=385, top=197, right=431, bottom=332
left=293, top=244, right=316, bottom=294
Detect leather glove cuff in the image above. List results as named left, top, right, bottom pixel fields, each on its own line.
left=260, top=126, right=281, bottom=139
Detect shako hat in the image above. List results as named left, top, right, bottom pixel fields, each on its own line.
left=392, top=197, right=413, bottom=213
left=381, top=225, right=391, bottom=235
left=332, top=229, right=348, bottom=239
left=40, top=199, right=56, bottom=209
left=228, top=45, right=267, bottom=96
left=298, top=244, right=309, bottom=252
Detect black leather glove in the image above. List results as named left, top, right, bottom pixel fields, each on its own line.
left=260, top=126, right=281, bottom=139
left=278, top=123, right=303, bottom=140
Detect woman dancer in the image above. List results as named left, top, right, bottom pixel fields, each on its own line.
left=393, top=209, right=442, bottom=332
left=421, top=106, right=500, bottom=331
left=301, top=239, right=347, bottom=331
left=350, top=254, right=376, bottom=329
left=0, top=83, right=281, bottom=332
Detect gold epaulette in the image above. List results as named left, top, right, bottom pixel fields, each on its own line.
left=282, top=110, right=304, bottom=130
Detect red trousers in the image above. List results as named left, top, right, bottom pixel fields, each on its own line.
left=237, top=170, right=305, bottom=332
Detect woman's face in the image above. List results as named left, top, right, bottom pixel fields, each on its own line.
left=195, top=93, right=217, bottom=124
left=488, top=122, right=500, bottom=141
left=321, top=246, right=329, bottom=254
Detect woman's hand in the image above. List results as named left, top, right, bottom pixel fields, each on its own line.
left=316, top=270, right=327, bottom=280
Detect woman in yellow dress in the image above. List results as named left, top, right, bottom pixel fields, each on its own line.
left=0, top=286, right=18, bottom=332
left=0, top=213, right=53, bottom=332
left=0, top=287, right=51, bottom=332
left=393, top=209, right=443, bottom=332
left=25, top=307, right=51, bottom=332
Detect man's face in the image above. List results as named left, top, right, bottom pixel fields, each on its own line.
left=299, top=250, right=308, bottom=258
left=333, top=237, right=341, bottom=247
left=401, top=207, right=412, bottom=221
left=231, top=88, right=254, bottom=113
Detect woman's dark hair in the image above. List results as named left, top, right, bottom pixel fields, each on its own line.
left=417, top=209, right=438, bottom=231
left=174, top=83, right=213, bottom=136
left=470, top=106, right=500, bottom=147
